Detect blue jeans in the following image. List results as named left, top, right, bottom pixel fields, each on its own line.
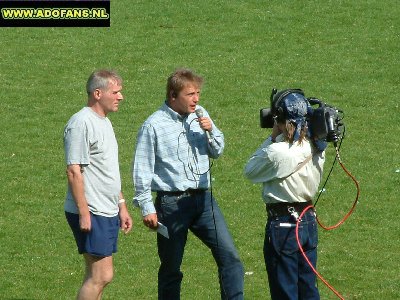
left=155, top=191, right=244, bottom=300
left=264, top=210, right=320, bottom=300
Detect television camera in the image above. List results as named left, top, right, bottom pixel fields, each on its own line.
left=260, top=88, right=344, bottom=147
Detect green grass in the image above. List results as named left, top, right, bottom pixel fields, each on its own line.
left=0, top=0, right=399, bottom=299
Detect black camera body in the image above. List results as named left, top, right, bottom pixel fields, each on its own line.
left=260, top=89, right=343, bottom=144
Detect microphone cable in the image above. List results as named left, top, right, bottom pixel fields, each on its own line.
left=178, top=115, right=218, bottom=252
left=188, top=114, right=218, bottom=244
left=188, top=113, right=227, bottom=297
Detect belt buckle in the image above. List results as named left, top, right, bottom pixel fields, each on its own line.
left=288, top=206, right=301, bottom=222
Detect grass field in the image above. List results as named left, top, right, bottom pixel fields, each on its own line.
left=0, top=0, right=399, bottom=299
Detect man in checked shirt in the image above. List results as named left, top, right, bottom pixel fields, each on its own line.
left=132, top=68, right=244, bottom=300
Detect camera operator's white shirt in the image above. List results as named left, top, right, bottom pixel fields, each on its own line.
left=244, top=134, right=325, bottom=204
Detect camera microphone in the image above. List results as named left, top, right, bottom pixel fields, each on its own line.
left=195, top=108, right=212, bottom=143
left=326, top=112, right=339, bottom=147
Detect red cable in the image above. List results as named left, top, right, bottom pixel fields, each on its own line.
left=296, top=206, right=345, bottom=300
left=317, top=158, right=360, bottom=230
left=295, top=149, right=361, bottom=299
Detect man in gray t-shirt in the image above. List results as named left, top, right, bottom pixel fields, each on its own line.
left=64, top=106, right=121, bottom=217
left=64, top=70, right=132, bottom=299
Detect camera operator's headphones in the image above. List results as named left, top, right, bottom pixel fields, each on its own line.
left=270, top=88, right=305, bottom=122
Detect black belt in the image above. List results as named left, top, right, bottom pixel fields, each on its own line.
left=266, top=201, right=314, bottom=217
left=156, top=189, right=207, bottom=197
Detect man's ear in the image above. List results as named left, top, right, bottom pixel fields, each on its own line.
left=93, top=88, right=102, bottom=100
left=170, top=91, right=177, bottom=100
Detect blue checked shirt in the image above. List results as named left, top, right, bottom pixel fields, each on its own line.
left=132, top=102, right=224, bottom=216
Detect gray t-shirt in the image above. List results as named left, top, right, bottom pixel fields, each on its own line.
left=64, top=107, right=121, bottom=217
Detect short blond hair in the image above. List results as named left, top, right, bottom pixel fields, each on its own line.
left=166, top=68, right=203, bottom=100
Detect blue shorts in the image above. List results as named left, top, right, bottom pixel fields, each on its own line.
left=65, top=212, right=120, bottom=257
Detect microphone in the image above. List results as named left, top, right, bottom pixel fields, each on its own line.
left=326, top=111, right=339, bottom=147
left=195, top=108, right=212, bottom=143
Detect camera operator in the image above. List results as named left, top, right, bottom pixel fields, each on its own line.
left=244, top=90, right=325, bottom=300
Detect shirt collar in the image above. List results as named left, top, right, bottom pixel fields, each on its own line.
left=162, top=101, right=188, bottom=122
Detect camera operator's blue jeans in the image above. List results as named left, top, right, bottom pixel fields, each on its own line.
left=155, top=191, right=244, bottom=300
left=264, top=210, right=320, bottom=300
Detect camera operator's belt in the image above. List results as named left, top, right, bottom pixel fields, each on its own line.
left=156, top=189, right=207, bottom=197
left=266, top=201, right=314, bottom=217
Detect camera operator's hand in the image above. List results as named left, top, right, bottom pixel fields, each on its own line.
left=271, top=121, right=282, bottom=141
